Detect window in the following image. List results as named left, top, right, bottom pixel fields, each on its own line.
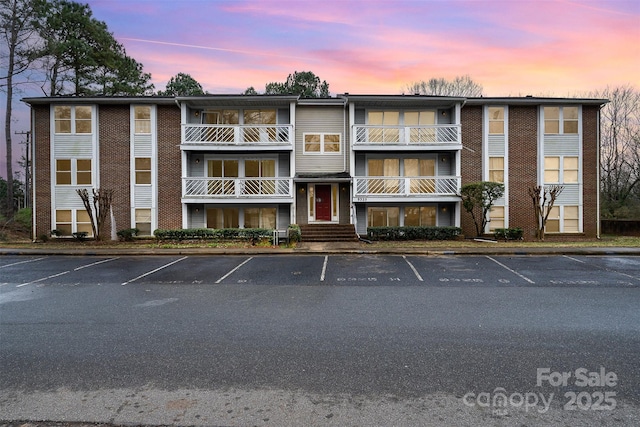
left=244, top=207, right=276, bottom=229
left=134, top=106, right=151, bottom=133
left=76, top=210, right=93, bottom=236
left=203, top=109, right=239, bottom=125
left=206, top=208, right=239, bottom=229
left=135, top=209, right=152, bottom=235
left=564, top=206, right=579, bottom=232
left=55, top=210, right=72, bottom=235
left=544, top=156, right=579, bottom=183
left=545, top=206, right=560, bottom=233
left=54, top=106, right=92, bottom=134
left=56, top=159, right=72, bottom=185
left=245, top=159, right=276, bottom=194
left=489, top=206, right=505, bottom=231
left=488, top=107, right=505, bottom=134
left=544, top=157, right=560, bottom=183
left=55, top=209, right=93, bottom=237
left=406, top=110, right=436, bottom=143
left=243, top=109, right=276, bottom=142
left=544, top=106, right=578, bottom=134
left=303, top=133, right=341, bottom=153
left=368, top=111, right=400, bottom=142
left=368, top=207, right=399, bottom=227
left=135, top=158, right=152, bottom=184
left=368, top=158, right=400, bottom=193
left=207, top=159, right=239, bottom=195
left=405, top=158, right=435, bottom=193
left=55, top=159, right=91, bottom=185
left=404, top=206, right=436, bottom=226
left=489, top=157, right=504, bottom=183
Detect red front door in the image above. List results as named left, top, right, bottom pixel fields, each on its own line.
left=315, top=185, right=332, bottom=221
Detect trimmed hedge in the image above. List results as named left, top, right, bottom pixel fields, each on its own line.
left=494, top=227, right=524, bottom=241
left=154, top=228, right=274, bottom=242
left=367, top=226, right=461, bottom=241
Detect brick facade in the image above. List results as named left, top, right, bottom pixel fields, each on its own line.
left=33, top=105, right=51, bottom=239
left=98, top=105, right=131, bottom=236
left=459, top=105, right=483, bottom=237
left=508, top=105, right=539, bottom=238
left=582, top=106, right=599, bottom=237
left=156, top=105, right=182, bottom=229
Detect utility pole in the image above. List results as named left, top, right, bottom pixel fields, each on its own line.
left=15, top=130, right=31, bottom=209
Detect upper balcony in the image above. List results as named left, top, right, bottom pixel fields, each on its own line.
left=352, top=124, right=461, bottom=151
left=182, top=124, right=294, bottom=151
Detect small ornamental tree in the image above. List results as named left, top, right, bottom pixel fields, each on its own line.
left=460, top=181, right=505, bottom=237
left=76, top=188, right=113, bottom=240
left=529, top=185, right=564, bottom=240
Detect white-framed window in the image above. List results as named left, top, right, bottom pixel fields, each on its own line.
left=135, top=208, right=152, bottom=236
left=55, top=159, right=92, bottom=185
left=134, top=106, right=151, bottom=134
left=544, top=156, right=579, bottom=184
left=489, top=206, right=505, bottom=231
left=544, top=106, right=579, bottom=134
left=135, top=158, right=152, bottom=185
left=55, top=209, right=93, bottom=237
left=545, top=205, right=580, bottom=233
left=303, top=133, right=341, bottom=154
left=488, top=107, right=505, bottom=135
left=489, top=157, right=505, bottom=183
left=54, top=105, right=92, bottom=134
left=244, top=207, right=277, bottom=229
left=368, top=207, right=400, bottom=227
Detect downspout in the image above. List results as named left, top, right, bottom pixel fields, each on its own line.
left=596, top=105, right=601, bottom=239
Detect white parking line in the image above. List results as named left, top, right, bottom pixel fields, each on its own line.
left=320, top=256, right=328, bottom=281
left=74, top=257, right=120, bottom=271
left=0, top=257, right=45, bottom=269
left=486, top=256, right=535, bottom=284
left=17, top=271, right=70, bottom=288
left=563, top=255, right=586, bottom=264
left=121, top=256, right=188, bottom=286
left=403, top=256, right=423, bottom=281
left=215, top=257, right=253, bottom=284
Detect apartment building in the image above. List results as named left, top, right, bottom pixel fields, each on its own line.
left=23, top=94, right=605, bottom=241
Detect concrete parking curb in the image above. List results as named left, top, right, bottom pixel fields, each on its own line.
left=1, top=245, right=639, bottom=257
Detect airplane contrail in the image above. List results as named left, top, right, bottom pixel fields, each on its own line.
left=120, top=37, right=314, bottom=61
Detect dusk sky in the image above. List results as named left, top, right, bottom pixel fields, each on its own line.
left=2, top=0, right=640, bottom=179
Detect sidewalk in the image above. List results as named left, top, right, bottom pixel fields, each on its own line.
left=1, top=241, right=639, bottom=256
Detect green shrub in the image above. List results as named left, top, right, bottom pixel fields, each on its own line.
left=117, top=228, right=139, bottom=241
left=72, top=231, right=88, bottom=241
left=367, top=226, right=461, bottom=241
left=154, top=227, right=273, bottom=242
left=494, top=227, right=524, bottom=241
left=288, top=224, right=301, bottom=243
left=50, top=229, right=62, bottom=237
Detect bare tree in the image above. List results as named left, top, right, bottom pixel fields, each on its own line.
left=0, top=0, right=41, bottom=216
left=588, top=85, right=640, bottom=218
left=76, top=188, right=113, bottom=240
left=404, top=75, right=483, bottom=97
left=529, top=185, right=564, bottom=240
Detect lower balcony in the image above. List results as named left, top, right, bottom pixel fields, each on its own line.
left=353, top=176, right=461, bottom=202
left=183, top=177, right=293, bottom=203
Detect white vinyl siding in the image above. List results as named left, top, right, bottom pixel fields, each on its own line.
left=130, top=105, right=157, bottom=235
left=295, top=106, right=345, bottom=173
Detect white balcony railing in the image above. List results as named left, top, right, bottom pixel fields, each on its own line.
left=183, top=124, right=293, bottom=145
left=353, top=125, right=460, bottom=146
left=353, top=176, right=460, bottom=197
left=183, top=177, right=293, bottom=198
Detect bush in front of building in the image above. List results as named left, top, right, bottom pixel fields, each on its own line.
left=367, top=226, right=461, bottom=241
left=117, top=228, right=139, bottom=241
left=154, top=228, right=274, bottom=243
left=494, top=227, right=524, bottom=241
left=288, top=224, right=301, bottom=243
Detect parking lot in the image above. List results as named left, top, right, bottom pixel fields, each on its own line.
left=1, top=254, right=638, bottom=290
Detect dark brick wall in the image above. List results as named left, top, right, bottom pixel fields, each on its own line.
left=507, top=106, right=539, bottom=238
left=156, top=105, right=182, bottom=229
left=582, top=106, right=599, bottom=237
left=33, top=105, right=51, bottom=239
left=98, top=105, right=131, bottom=235
left=460, top=106, right=482, bottom=236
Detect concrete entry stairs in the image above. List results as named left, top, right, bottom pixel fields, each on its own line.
left=300, top=224, right=359, bottom=242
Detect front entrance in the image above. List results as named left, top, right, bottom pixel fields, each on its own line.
left=306, top=183, right=339, bottom=223
left=315, top=185, right=332, bottom=221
